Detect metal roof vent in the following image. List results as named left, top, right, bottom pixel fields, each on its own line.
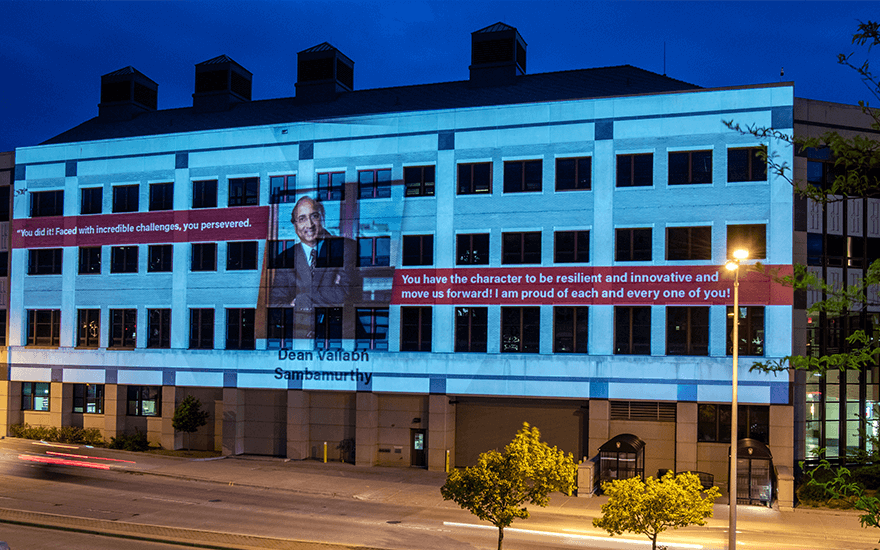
left=98, top=66, right=158, bottom=121
left=192, top=55, right=252, bottom=112
left=469, top=22, right=526, bottom=87
left=296, top=43, right=354, bottom=103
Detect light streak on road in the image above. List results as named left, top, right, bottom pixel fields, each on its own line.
left=18, top=454, right=111, bottom=470
left=45, top=451, right=136, bottom=463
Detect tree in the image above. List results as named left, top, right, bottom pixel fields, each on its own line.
left=593, top=471, right=720, bottom=550
left=440, top=423, right=577, bottom=550
left=171, top=395, right=209, bottom=450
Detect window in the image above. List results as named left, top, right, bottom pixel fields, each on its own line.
left=31, top=190, right=63, bottom=217
left=267, top=308, right=294, bottom=350
left=728, top=147, right=767, bottom=182
left=359, top=168, right=392, bottom=199
left=81, top=187, right=102, bottom=215
left=697, top=404, right=769, bottom=444
left=727, top=224, right=766, bottom=260
left=127, top=386, right=160, bottom=417
left=226, top=308, right=255, bottom=350
left=147, top=308, right=171, bottom=349
left=358, top=236, right=390, bottom=267
left=189, top=308, right=214, bottom=349
left=554, top=231, right=589, bottom=263
left=554, top=307, right=588, bottom=353
left=317, top=171, right=345, bottom=201
left=502, top=232, right=541, bottom=264
left=727, top=306, right=765, bottom=356
left=110, top=245, right=138, bottom=273
left=192, top=180, right=218, bottom=208
left=458, top=162, right=491, bottom=195
left=73, top=384, right=104, bottom=414
left=666, top=226, right=711, bottom=260
left=400, top=307, right=432, bottom=352
left=149, top=182, right=174, bottom=211
left=78, top=246, right=101, bottom=274
left=148, top=244, right=173, bottom=272
left=615, top=228, right=652, bottom=261
left=109, top=309, right=137, bottom=348
left=227, top=241, right=258, bottom=271
left=0, top=186, right=9, bottom=221
left=191, top=243, right=217, bottom=271
left=455, top=307, right=487, bottom=352
left=0, top=310, right=6, bottom=346
left=270, top=175, right=296, bottom=204
left=0, top=251, right=7, bottom=277
left=617, top=154, right=653, bottom=187
left=77, top=309, right=100, bottom=347
left=314, top=307, right=342, bottom=350
left=29, top=248, right=62, bottom=275
left=615, top=306, right=651, bottom=355
left=27, top=310, right=60, bottom=346
left=112, top=185, right=139, bottom=213
left=556, top=157, right=591, bottom=191
left=404, top=166, right=435, bottom=197
left=503, top=160, right=542, bottom=193
left=268, top=240, right=295, bottom=269
left=22, top=382, right=50, bottom=411
left=666, top=306, right=709, bottom=356
left=456, top=234, right=490, bottom=265
left=403, top=235, right=433, bottom=266
left=501, top=307, right=540, bottom=353
left=356, top=308, right=389, bottom=350
left=315, top=237, right=345, bottom=268
left=668, top=150, right=712, bottom=185
left=228, top=177, right=259, bottom=206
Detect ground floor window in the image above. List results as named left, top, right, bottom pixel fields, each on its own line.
left=22, top=382, right=50, bottom=411
left=697, top=403, right=769, bottom=444
left=127, top=386, right=160, bottom=416
left=73, top=383, right=104, bottom=414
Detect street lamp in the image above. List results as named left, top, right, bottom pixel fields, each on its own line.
left=725, top=248, right=748, bottom=550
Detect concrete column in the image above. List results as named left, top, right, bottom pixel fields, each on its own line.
left=286, top=390, right=311, bottom=460
left=770, top=404, right=795, bottom=510
left=104, top=384, right=126, bottom=440
left=676, top=402, right=698, bottom=473
left=153, top=385, right=177, bottom=450
left=48, top=382, right=72, bottom=429
left=428, top=394, right=455, bottom=472
left=222, top=388, right=245, bottom=456
left=587, top=399, right=610, bottom=459
left=356, top=392, right=379, bottom=467
left=2, top=381, right=22, bottom=434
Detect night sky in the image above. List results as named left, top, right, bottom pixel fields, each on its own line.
left=1, top=1, right=876, bottom=153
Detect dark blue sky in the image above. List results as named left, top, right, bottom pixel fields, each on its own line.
left=1, top=1, right=875, bottom=153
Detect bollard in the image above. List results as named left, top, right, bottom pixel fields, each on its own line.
left=445, top=449, right=450, bottom=473
left=323, top=441, right=327, bottom=463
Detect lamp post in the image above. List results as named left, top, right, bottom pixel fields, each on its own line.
left=725, top=248, right=748, bottom=550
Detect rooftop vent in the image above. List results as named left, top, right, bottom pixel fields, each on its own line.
left=296, top=43, right=354, bottom=103
left=469, top=22, right=526, bottom=87
left=98, top=66, right=158, bottom=121
left=192, top=55, right=252, bottom=112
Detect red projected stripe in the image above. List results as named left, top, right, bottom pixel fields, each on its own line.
left=18, top=454, right=111, bottom=470
left=46, top=451, right=136, bottom=464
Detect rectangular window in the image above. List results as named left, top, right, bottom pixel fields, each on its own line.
left=356, top=308, right=389, bottom=351
left=554, top=306, right=588, bottom=353
left=666, top=306, right=709, bottom=355
left=226, top=308, right=255, bottom=350
left=554, top=230, right=589, bottom=263
left=501, top=307, right=540, bottom=353
left=77, top=309, right=100, bottom=348
left=29, top=248, right=62, bottom=275
left=400, top=306, right=432, bottom=352
left=192, top=180, right=218, bottom=209
left=666, top=226, right=711, bottom=260
left=556, top=157, right=591, bottom=191
left=191, top=243, right=217, bottom=271
left=727, top=306, right=765, bottom=356
left=314, top=307, right=342, bottom=351
left=403, top=235, right=434, bottom=266
left=228, top=177, right=259, bottom=207
left=112, top=184, right=139, bottom=213
left=456, top=234, right=490, bottom=265
left=73, top=384, right=104, bottom=414
left=268, top=240, right=295, bottom=269
left=109, top=308, right=137, bottom=348
left=0, top=186, right=8, bottom=222
left=149, top=182, right=174, bottom=211
left=227, top=241, right=258, bottom=271
left=615, top=228, right=652, bottom=261
left=147, top=244, right=173, bottom=272
left=22, top=382, right=50, bottom=411
left=503, top=159, right=542, bottom=193
left=127, top=385, right=160, bottom=417
left=81, top=187, right=102, bottom=215
left=315, top=237, right=345, bottom=268
left=455, top=307, right=488, bottom=352
left=31, top=190, right=64, bottom=217
left=668, top=150, right=713, bottom=185
left=0, top=310, right=6, bottom=346
left=728, top=147, right=767, bottom=182
left=78, top=246, right=101, bottom=274
left=458, top=162, right=492, bottom=195
left=358, top=168, right=392, bottom=199
left=616, top=154, right=653, bottom=187
left=502, top=232, right=541, bottom=264
left=267, top=308, right=293, bottom=350
left=614, top=306, right=651, bottom=355
left=358, top=236, right=391, bottom=267
left=317, top=171, right=345, bottom=201
left=27, top=310, right=60, bottom=346
left=697, top=404, right=769, bottom=444
left=269, top=175, right=296, bottom=204
left=147, top=308, right=171, bottom=349
left=404, top=166, right=435, bottom=197
left=0, top=251, right=6, bottom=278
left=189, top=308, right=214, bottom=349
left=727, top=224, right=766, bottom=260
left=110, top=245, right=138, bottom=273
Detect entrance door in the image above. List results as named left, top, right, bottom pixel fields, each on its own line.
left=411, top=429, right=427, bottom=468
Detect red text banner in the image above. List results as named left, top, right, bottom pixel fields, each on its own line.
left=12, top=206, right=269, bottom=248
left=392, top=265, right=792, bottom=306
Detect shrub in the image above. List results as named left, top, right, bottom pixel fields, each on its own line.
left=108, top=429, right=150, bottom=452
left=8, top=423, right=105, bottom=446
left=853, top=464, right=880, bottom=490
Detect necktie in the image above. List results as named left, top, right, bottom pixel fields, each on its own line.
left=309, top=248, right=316, bottom=269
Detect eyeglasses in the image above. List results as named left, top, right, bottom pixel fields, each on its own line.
left=294, top=212, right=321, bottom=225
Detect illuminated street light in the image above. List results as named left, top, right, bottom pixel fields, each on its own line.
left=725, top=248, right=748, bottom=550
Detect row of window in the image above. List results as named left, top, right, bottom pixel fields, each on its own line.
left=28, top=148, right=768, bottom=217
